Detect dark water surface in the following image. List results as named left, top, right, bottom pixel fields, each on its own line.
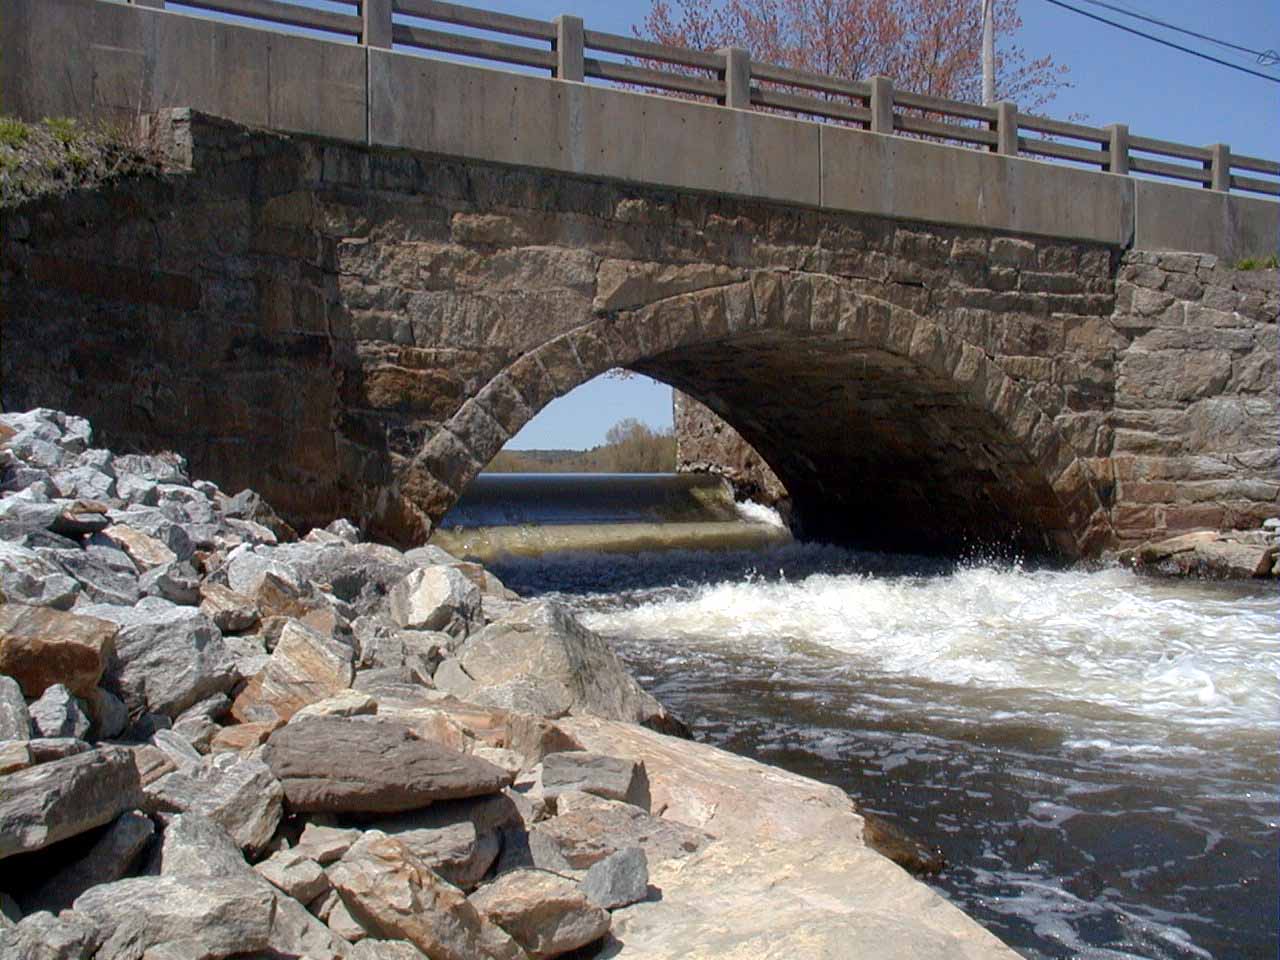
left=444, top=475, right=1279, bottom=959
left=487, top=542, right=1278, bottom=960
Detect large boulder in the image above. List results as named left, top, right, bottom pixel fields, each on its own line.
left=28, top=684, right=92, bottom=740
left=469, top=869, right=610, bottom=959
left=230, top=619, right=355, bottom=724
left=0, top=604, right=116, bottom=698
left=71, top=874, right=276, bottom=960
left=0, top=909, right=101, bottom=960
left=0, top=747, right=142, bottom=859
left=328, top=833, right=526, bottom=960
left=389, top=566, right=482, bottom=636
left=143, top=752, right=284, bottom=856
left=80, top=597, right=236, bottom=717
left=20, top=811, right=155, bottom=914
left=434, top=601, right=681, bottom=733
left=263, top=717, right=514, bottom=813
left=0, top=675, right=32, bottom=740
left=0, top=541, right=81, bottom=609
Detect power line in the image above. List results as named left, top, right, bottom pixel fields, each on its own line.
left=1041, top=0, right=1280, bottom=83
left=1072, top=0, right=1276, bottom=63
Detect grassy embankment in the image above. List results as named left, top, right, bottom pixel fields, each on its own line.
left=0, top=115, right=163, bottom=208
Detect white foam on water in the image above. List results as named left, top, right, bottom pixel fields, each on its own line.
left=733, top=498, right=788, bottom=527
left=581, top=562, right=1280, bottom=731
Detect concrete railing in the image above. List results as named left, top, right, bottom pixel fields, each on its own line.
left=128, top=0, right=1279, bottom=197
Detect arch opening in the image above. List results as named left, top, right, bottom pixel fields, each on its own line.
left=410, top=274, right=1109, bottom=559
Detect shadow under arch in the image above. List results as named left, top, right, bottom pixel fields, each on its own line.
left=409, top=271, right=1113, bottom=559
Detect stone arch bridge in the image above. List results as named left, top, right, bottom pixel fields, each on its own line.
left=3, top=111, right=1275, bottom=558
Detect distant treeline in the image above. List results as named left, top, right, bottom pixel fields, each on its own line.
left=486, top=419, right=675, bottom=473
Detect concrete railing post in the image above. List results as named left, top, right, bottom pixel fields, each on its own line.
left=995, top=100, right=1018, bottom=156
left=1207, top=143, right=1231, bottom=191
left=1106, top=123, right=1129, bottom=174
left=554, top=15, right=584, bottom=82
left=869, top=76, right=894, bottom=135
left=131, top=0, right=165, bottom=8
left=361, top=0, right=392, bottom=48
left=717, top=48, right=751, bottom=109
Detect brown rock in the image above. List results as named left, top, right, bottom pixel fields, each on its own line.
left=0, top=604, right=117, bottom=698
left=208, top=721, right=281, bottom=753
left=231, top=619, right=354, bottom=724
left=470, top=869, right=609, bottom=959
left=263, top=717, right=515, bottom=813
left=199, top=582, right=260, bottom=633
left=99, top=524, right=177, bottom=572
left=328, top=833, right=526, bottom=960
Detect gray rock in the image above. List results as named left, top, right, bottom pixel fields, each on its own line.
left=225, top=546, right=304, bottom=596
left=151, top=729, right=203, bottom=772
left=438, top=601, right=681, bottom=733
left=29, top=684, right=92, bottom=740
left=26, top=737, right=92, bottom=763
left=469, top=868, right=610, bottom=959
left=81, top=597, right=236, bottom=717
left=0, top=746, right=142, bottom=859
left=582, top=847, right=649, bottom=909
left=155, top=812, right=250, bottom=879
left=21, top=811, right=156, bottom=914
left=274, top=541, right=413, bottom=617
left=115, top=472, right=159, bottom=506
left=0, top=909, right=101, bottom=959
left=85, top=688, right=128, bottom=740
left=39, top=544, right=139, bottom=606
left=502, top=791, right=709, bottom=879
left=388, top=565, right=481, bottom=636
left=72, top=874, right=275, bottom=960
left=143, top=751, right=283, bottom=856
left=0, top=676, right=31, bottom=740
left=108, top=507, right=196, bottom=563
left=263, top=716, right=514, bottom=814
left=254, top=848, right=330, bottom=903
left=0, top=539, right=80, bottom=608
left=349, top=941, right=430, bottom=960
left=326, top=518, right=362, bottom=543
left=51, top=466, right=116, bottom=502
left=113, top=453, right=187, bottom=485
left=138, top=562, right=201, bottom=604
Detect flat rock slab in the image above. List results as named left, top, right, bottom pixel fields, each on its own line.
left=20, top=810, right=155, bottom=914
left=230, top=618, right=355, bottom=724
left=0, top=746, right=141, bottom=859
left=470, top=868, right=610, bottom=959
left=263, top=716, right=514, bottom=813
left=602, top=835, right=1022, bottom=959
left=0, top=603, right=117, bottom=698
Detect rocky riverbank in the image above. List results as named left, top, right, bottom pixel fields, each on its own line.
left=0, top=408, right=1015, bottom=959
left=1116, top=524, right=1279, bottom=579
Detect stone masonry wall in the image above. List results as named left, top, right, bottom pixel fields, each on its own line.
left=2, top=112, right=1275, bottom=555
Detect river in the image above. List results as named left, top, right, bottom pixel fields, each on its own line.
left=435, top=474, right=1280, bottom=959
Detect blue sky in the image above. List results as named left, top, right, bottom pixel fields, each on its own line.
left=488, top=0, right=1280, bottom=448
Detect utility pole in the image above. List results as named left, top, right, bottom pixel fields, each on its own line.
left=981, top=0, right=995, bottom=105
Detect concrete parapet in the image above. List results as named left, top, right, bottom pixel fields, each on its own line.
left=1133, top=180, right=1279, bottom=261
left=3, top=0, right=1274, bottom=260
